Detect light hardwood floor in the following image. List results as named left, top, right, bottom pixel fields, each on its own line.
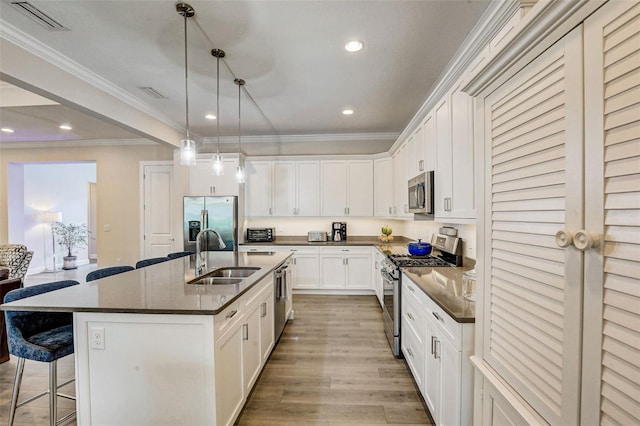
left=236, top=295, right=432, bottom=425
left=1, top=272, right=431, bottom=425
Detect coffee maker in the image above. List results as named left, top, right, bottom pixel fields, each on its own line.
left=331, top=222, right=347, bottom=242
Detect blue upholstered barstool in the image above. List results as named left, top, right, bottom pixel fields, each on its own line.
left=167, top=250, right=194, bottom=259
left=135, top=256, right=170, bottom=268
left=4, top=280, right=80, bottom=426
left=86, top=265, right=135, bottom=282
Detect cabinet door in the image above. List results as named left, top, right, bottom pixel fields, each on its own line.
left=321, top=161, right=348, bottom=216
left=423, top=113, right=436, bottom=173
left=245, top=161, right=272, bottom=217
left=213, top=157, right=240, bottom=196
left=424, top=320, right=441, bottom=422
left=272, top=161, right=296, bottom=216
left=292, top=254, right=320, bottom=289
left=440, top=337, right=461, bottom=426
left=346, top=254, right=372, bottom=289
left=393, top=143, right=410, bottom=217
left=414, top=124, right=425, bottom=174
left=347, top=160, right=374, bottom=216
left=215, top=325, right=244, bottom=426
left=188, top=159, right=215, bottom=195
left=320, top=254, right=346, bottom=288
left=448, top=75, right=475, bottom=219
left=259, top=289, right=274, bottom=363
left=374, top=157, right=393, bottom=216
left=242, top=304, right=262, bottom=394
left=581, top=2, right=640, bottom=424
left=296, top=161, right=320, bottom=216
left=482, top=27, right=584, bottom=425
left=434, top=96, right=452, bottom=217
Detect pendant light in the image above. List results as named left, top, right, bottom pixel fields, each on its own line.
left=177, top=3, right=196, bottom=166
left=211, top=48, right=226, bottom=176
left=234, top=78, right=246, bottom=183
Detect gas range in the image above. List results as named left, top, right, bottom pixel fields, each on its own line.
left=387, top=254, right=452, bottom=268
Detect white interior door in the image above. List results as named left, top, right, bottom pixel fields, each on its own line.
left=143, top=164, right=175, bottom=258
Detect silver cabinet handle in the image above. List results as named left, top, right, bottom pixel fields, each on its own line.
left=261, top=302, right=267, bottom=318
left=388, top=207, right=392, bottom=214
left=407, top=312, right=414, bottom=321
left=226, top=310, right=238, bottom=319
left=408, top=285, right=415, bottom=293
left=434, top=338, right=440, bottom=359
left=212, top=185, right=216, bottom=194
left=555, top=230, right=574, bottom=248
left=269, top=207, right=272, bottom=215
left=347, top=207, right=350, bottom=214
left=432, top=312, right=442, bottom=322
left=431, top=335, right=436, bottom=355
left=242, top=323, right=248, bottom=340
left=574, top=231, right=600, bottom=251
left=407, top=347, right=414, bottom=358
left=345, top=258, right=349, bottom=265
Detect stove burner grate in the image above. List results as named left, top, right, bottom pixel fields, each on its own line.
left=388, top=255, right=452, bottom=267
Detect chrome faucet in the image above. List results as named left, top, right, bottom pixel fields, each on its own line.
left=195, top=228, right=227, bottom=276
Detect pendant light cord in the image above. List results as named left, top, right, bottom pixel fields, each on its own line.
left=216, top=55, right=220, bottom=155
left=237, top=81, right=241, bottom=153
left=183, top=12, right=190, bottom=140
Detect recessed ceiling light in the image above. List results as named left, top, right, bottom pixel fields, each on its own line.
left=205, top=114, right=217, bottom=120
left=59, top=124, right=72, bottom=130
left=345, top=40, right=364, bottom=52
left=342, top=109, right=355, bottom=115
left=1, top=127, right=15, bottom=133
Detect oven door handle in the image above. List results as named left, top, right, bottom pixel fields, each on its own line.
left=381, top=270, right=396, bottom=282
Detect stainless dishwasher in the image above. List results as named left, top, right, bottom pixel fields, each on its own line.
left=274, top=260, right=290, bottom=341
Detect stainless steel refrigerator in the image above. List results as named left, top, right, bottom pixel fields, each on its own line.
left=183, top=196, right=238, bottom=252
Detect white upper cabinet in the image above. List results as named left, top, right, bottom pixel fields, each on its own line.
left=245, top=160, right=273, bottom=217
left=374, top=157, right=393, bottom=217
left=321, top=160, right=373, bottom=217
left=432, top=74, right=476, bottom=222
left=188, top=157, right=239, bottom=196
left=408, top=125, right=426, bottom=179
left=295, top=161, right=320, bottom=216
left=272, top=161, right=296, bottom=216
left=422, top=113, right=436, bottom=173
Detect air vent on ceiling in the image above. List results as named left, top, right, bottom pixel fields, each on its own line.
left=9, top=1, right=69, bottom=31
left=138, top=86, right=168, bottom=99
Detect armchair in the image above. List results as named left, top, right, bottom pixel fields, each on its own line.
left=0, top=244, right=34, bottom=279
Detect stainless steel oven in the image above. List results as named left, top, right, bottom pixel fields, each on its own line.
left=381, top=258, right=401, bottom=357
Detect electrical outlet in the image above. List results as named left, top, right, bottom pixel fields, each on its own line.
left=90, top=327, right=105, bottom=350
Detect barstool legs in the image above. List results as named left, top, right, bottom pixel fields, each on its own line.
left=8, top=357, right=25, bottom=426
left=49, top=360, right=57, bottom=426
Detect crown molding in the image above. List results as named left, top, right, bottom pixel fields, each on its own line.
left=463, top=0, right=606, bottom=96
left=201, top=132, right=399, bottom=145
left=0, top=19, right=183, bottom=132
left=390, top=0, right=521, bottom=152
left=0, top=138, right=156, bottom=149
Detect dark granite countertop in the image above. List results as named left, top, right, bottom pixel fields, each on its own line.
left=402, top=266, right=475, bottom=323
left=0, top=251, right=291, bottom=315
left=241, top=235, right=413, bottom=247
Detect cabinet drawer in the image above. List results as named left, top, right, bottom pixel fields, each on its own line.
left=403, top=277, right=429, bottom=307
left=427, top=299, right=461, bottom=350
left=403, top=291, right=427, bottom=342
left=214, top=300, right=241, bottom=338
left=288, top=247, right=320, bottom=255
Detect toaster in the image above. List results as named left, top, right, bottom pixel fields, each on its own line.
left=307, top=231, right=327, bottom=242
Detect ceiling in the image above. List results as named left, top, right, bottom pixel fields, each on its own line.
left=0, top=0, right=491, bottom=155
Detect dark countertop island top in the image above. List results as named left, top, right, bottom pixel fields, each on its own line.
left=1, top=251, right=292, bottom=315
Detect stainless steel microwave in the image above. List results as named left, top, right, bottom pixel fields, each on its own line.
left=408, top=171, right=434, bottom=214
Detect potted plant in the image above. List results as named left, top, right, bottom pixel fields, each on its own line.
left=52, top=222, right=88, bottom=270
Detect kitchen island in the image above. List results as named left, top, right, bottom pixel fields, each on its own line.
left=1, top=251, right=292, bottom=426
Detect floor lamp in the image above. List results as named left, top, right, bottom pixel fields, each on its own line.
left=41, top=211, right=62, bottom=272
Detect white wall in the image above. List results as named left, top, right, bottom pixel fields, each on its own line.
left=8, top=162, right=97, bottom=273
left=245, top=217, right=476, bottom=260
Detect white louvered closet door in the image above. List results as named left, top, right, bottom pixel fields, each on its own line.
left=582, top=2, right=640, bottom=424
left=483, top=27, right=584, bottom=425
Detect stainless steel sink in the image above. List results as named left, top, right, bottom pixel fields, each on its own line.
left=204, top=267, right=260, bottom=278
left=188, top=277, right=243, bottom=285
left=187, top=267, right=260, bottom=285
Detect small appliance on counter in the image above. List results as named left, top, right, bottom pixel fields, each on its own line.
left=331, top=222, right=347, bottom=241
left=307, top=231, right=328, bottom=242
left=246, top=227, right=275, bottom=242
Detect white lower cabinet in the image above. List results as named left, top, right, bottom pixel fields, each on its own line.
left=401, top=274, right=474, bottom=426
left=320, top=248, right=372, bottom=290
left=290, top=247, right=320, bottom=289
left=214, top=275, right=275, bottom=426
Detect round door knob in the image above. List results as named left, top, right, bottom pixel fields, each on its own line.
left=574, top=231, right=599, bottom=251
left=555, top=230, right=574, bottom=248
